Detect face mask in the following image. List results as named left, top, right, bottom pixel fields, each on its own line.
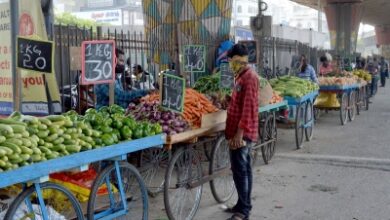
left=229, top=61, right=243, bottom=75
left=115, top=64, right=125, bottom=74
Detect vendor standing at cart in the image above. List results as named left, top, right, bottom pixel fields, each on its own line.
left=224, top=43, right=259, bottom=220
left=298, top=54, right=319, bottom=84
left=95, top=49, right=149, bottom=109
left=366, top=56, right=379, bottom=97
left=319, top=53, right=333, bottom=76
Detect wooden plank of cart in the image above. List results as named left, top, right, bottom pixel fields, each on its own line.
left=315, top=84, right=360, bottom=126
left=251, top=101, right=288, bottom=165
left=284, top=91, right=319, bottom=149
left=0, top=135, right=165, bottom=220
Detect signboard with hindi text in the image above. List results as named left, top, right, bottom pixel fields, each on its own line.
left=220, top=63, right=234, bottom=89
left=160, top=72, right=185, bottom=113
left=183, top=45, right=206, bottom=73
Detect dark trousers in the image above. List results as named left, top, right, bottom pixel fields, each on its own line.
left=230, top=145, right=252, bottom=217
left=380, top=72, right=387, bottom=87
left=371, top=76, right=378, bottom=96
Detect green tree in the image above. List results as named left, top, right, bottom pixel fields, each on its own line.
left=55, top=12, right=98, bottom=28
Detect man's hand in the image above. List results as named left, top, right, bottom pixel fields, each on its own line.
left=229, top=128, right=244, bottom=150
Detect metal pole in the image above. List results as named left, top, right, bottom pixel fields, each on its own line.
left=11, top=0, right=20, bottom=112
left=318, top=0, right=322, bottom=32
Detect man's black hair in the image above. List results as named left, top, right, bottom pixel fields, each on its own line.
left=115, top=48, right=124, bottom=57
left=320, top=55, right=327, bottom=63
left=135, top=64, right=143, bottom=72
left=227, top=43, right=249, bottom=58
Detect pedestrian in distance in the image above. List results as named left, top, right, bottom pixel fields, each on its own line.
left=224, top=43, right=259, bottom=220
left=379, top=56, right=389, bottom=87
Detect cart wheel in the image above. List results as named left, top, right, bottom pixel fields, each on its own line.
left=261, top=113, right=277, bottom=164
left=348, top=91, right=356, bottom=121
left=305, top=101, right=314, bottom=141
left=5, top=182, right=84, bottom=220
left=209, top=137, right=235, bottom=203
left=295, top=103, right=305, bottom=149
left=356, top=89, right=361, bottom=115
left=203, top=142, right=212, bottom=161
left=87, top=162, right=148, bottom=220
left=339, top=93, right=348, bottom=125
left=314, top=107, right=320, bottom=122
left=164, top=147, right=203, bottom=220
left=139, top=148, right=170, bottom=197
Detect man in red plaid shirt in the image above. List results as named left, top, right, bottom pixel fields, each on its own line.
left=224, top=44, right=259, bottom=220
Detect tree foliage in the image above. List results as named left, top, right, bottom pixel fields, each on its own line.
left=55, top=12, right=98, bottom=28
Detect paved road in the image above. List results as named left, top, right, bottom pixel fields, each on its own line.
left=150, top=85, right=390, bottom=220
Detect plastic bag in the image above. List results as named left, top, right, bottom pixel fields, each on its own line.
left=259, top=77, right=273, bottom=107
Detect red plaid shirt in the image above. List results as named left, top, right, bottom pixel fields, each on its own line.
left=225, top=67, right=259, bottom=142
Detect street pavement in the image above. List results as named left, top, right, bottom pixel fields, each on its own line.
left=150, top=85, right=390, bottom=220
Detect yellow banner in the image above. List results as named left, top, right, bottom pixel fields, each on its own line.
left=0, top=2, right=13, bottom=115
left=19, top=0, right=62, bottom=115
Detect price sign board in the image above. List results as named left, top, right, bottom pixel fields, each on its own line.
left=81, top=40, right=115, bottom=85
left=160, top=72, right=185, bottom=113
left=183, top=45, right=206, bottom=73
left=220, top=63, right=234, bottom=89
left=17, top=37, right=54, bottom=73
left=238, top=40, right=257, bottom=64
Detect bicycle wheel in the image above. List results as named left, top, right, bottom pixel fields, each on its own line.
left=348, top=91, right=356, bottom=121
left=305, top=101, right=314, bottom=141
left=339, top=93, right=348, bottom=125
left=210, top=137, right=235, bottom=203
left=139, top=148, right=170, bottom=196
left=261, top=113, right=277, bottom=164
left=164, top=147, right=203, bottom=220
left=295, top=103, right=305, bottom=149
left=5, top=182, right=83, bottom=220
left=87, top=162, right=148, bottom=220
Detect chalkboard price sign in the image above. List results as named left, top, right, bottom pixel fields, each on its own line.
left=81, top=40, right=116, bottom=85
left=220, top=63, right=234, bottom=89
left=183, top=45, right=206, bottom=73
left=238, top=40, right=257, bottom=64
left=161, top=72, right=185, bottom=113
left=17, top=37, right=54, bottom=73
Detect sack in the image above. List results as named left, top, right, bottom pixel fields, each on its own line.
left=258, top=77, right=273, bottom=107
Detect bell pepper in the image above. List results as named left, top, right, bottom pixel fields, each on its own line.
left=120, top=126, right=132, bottom=140
left=101, top=133, right=114, bottom=146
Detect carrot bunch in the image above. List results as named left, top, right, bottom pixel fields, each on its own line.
left=183, top=89, right=219, bottom=128
left=270, top=92, right=283, bottom=104
left=140, top=92, right=159, bottom=103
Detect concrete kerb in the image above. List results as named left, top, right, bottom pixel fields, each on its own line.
left=275, top=153, right=390, bottom=172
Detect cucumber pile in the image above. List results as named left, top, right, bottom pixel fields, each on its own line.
left=0, top=105, right=162, bottom=172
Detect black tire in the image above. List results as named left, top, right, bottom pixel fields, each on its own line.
left=139, top=148, right=170, bottom=197
left=305, top=101, right=314, bottom=141
left=295, top=103, right=305, bottom=149
left=209, top=137, right=235, bottom=203
left=87, top=162, right=149, bottom=220
left=340, top=93, right=348, bottom=125
left=261, top=113, right=277, bottom=164
left=348, top=91, right=356, bottom=121
left=5, top=182, right=84, bottom=220
left=164, top=148, right=203, bottom=220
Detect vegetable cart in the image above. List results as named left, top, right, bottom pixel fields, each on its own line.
left=315, top=84, right=360, bottom=126
left=285, top=91, right=319, bottom=149
left=140, top=111, right=234, bottom=220
left=1, top=135, right=165, bottom=220
left=252, top=101, right=288, bottom=165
